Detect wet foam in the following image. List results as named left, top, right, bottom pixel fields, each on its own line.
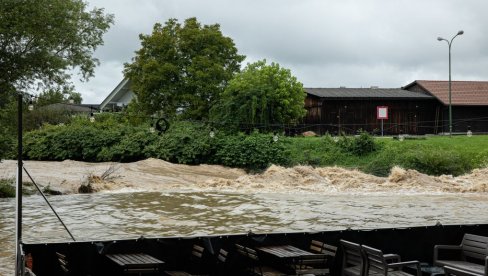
left=199, top=165, right=488, bottom=194
left=1, top=159, right=488, bottom=195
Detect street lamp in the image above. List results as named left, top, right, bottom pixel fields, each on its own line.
left=437, top=30, right=464, bottom=136
left=16, top=93, right=23, bottom=276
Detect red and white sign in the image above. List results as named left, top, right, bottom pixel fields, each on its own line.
left=377, top=106, right=388, bottom=120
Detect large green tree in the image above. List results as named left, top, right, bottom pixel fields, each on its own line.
left=211, top=60, right=307, bottom=131
left=0, top=0, right=114, bottom=94
left=0, top=0, right=113, bottom=158
left=124, top=17, right=245, bottom=120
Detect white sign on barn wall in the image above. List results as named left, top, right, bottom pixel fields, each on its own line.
left=377, top=106, right=388, bottom=120
left=377, top=106, right=388, bottom=136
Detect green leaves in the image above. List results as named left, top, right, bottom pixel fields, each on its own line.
left=146, top=121, right=214, bottom=164
left=22, top=119, right=289, bottom=170
left=22, top=118, right=157, bottom=162
left=212, top=131, right=289, bottom=170
left=124, top=17, right=245, bottom=120
left=0, top=0, right=114, bottom=92
left=211, top=60, right=307, bottom=131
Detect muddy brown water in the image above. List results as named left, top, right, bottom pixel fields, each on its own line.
left=2, top=191, right=488, bottom=275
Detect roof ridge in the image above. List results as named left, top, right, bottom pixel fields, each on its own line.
left=304, top=87, right=401, bottom=89
left=417, top=80, right=488, bottom=83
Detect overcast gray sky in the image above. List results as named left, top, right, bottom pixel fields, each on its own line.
left=75, top=0, right=488, bottom=104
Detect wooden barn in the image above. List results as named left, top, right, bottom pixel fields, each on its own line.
left=302, top=80, right=488, bottom=135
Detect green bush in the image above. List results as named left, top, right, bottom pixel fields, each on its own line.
left=23, top=115, right=154, bottom=162
left=337, top=131, right=378, bottom=156
left=145, top=121, right=214, bottom=164
left=212, top=131, right=289, bottom=170
left=99, top=130, right=158, bottom=162
left=0, top=178, right=15, bottom=198
left=361, top=146, right=403, bottom=176
left=0, top=127, right=14, bottom=159
left=22, top=119, right=289, bottom=170
left=24, top=122, right=121, bottom=161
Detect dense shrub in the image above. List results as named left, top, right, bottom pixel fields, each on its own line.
left=23, top=109, right=74, bottom=131
left=23, top=115, right=155, bottom=162
left=0, top=128, right=14, bottom=159
left=361, top=146, right=403, bottom=176
left=337, top=131, right=378, bottom=156
left=0, top=178, right=15, bottom=198
left=145, top=121, right=214, bottom=164
left=212, top=131, right=289, bottom=170
left=99, top=130, right=158, bottom=162
left=22, top=119, right=290, bottom=169
left=24, top=123, right=119, bottom=161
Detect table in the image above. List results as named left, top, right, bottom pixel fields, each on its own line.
left=257, top=245, right=329, bottom=275
left=407, top=263, right=445, bottom=276
left=256, top=245, right=316, bottom=259
left=106, top=253, right=164, bottom=275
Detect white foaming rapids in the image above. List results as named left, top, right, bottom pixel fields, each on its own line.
left=1, top=159, right=487, bottom=195
left=201, top=165, right=488, bottom=194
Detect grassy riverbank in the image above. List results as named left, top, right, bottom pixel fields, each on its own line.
left=14, top=118, right=488, bottom=178
left=2, top=134, right=488, bottom=198
left=286, top=135, right=488, bottom=176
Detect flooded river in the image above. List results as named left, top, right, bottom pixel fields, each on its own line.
left=1, top=191, right=488, bottom=275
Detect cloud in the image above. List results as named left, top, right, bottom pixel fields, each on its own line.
left=76, top=0, right=488, bottom=103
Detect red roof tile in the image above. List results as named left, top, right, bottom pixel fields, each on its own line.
left=411, top=80, right=488, bottom=106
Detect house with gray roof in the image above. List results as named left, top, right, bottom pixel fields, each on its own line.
left=99, top=78, right=134, bottom=111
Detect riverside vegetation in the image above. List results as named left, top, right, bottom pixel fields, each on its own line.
left=2, top=115, right=488, bottom=198
left=3, top=115, right=487, bottom=177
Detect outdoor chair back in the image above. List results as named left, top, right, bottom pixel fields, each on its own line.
left=340, top=240, right=364, bottom=276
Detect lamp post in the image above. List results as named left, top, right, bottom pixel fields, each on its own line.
left=15, top=93, right=23, bottom=276
left=437, top=30, right=464, bottom=136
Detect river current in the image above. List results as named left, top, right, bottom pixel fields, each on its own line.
left=1, top=191, right=488, bottom=275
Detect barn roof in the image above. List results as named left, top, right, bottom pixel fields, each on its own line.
left=304, top=87, right=434, bottom=100
left=403, top=80, right=488, bottom=106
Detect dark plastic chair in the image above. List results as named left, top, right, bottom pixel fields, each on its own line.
left=361, top=245, right=421, bottom=276
left=290, top=240, right=337, bottom=276
left=235, top=244, right=287, bottom=276
left=165, top=244, right=209, bottom=276
left=340, top=240, right=365, bottom=276
left=213, top=248, right=229, bottom=276
left=293, top=253, right=330, bottom=276
left=444, top=266, right=481, bottom=276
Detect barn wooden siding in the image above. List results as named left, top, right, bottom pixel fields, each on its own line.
left=405, top=82, right=488, bottom=134
left=449, top=106, right=488, bottom=133
left=302, top=95, right=441, bottom=135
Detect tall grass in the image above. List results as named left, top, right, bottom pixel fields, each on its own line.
left=286, top=135, right=488, bottom=176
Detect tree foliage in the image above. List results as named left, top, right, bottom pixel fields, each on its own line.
left=0, top=0, right=112, bottom=159
left=36, top=87, right=82, bottom=106
left=0, top=0, right=114, bottom=94
left=211, top=60, right=307, bottom=131
left=124, top=17, right=245, bottom=120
